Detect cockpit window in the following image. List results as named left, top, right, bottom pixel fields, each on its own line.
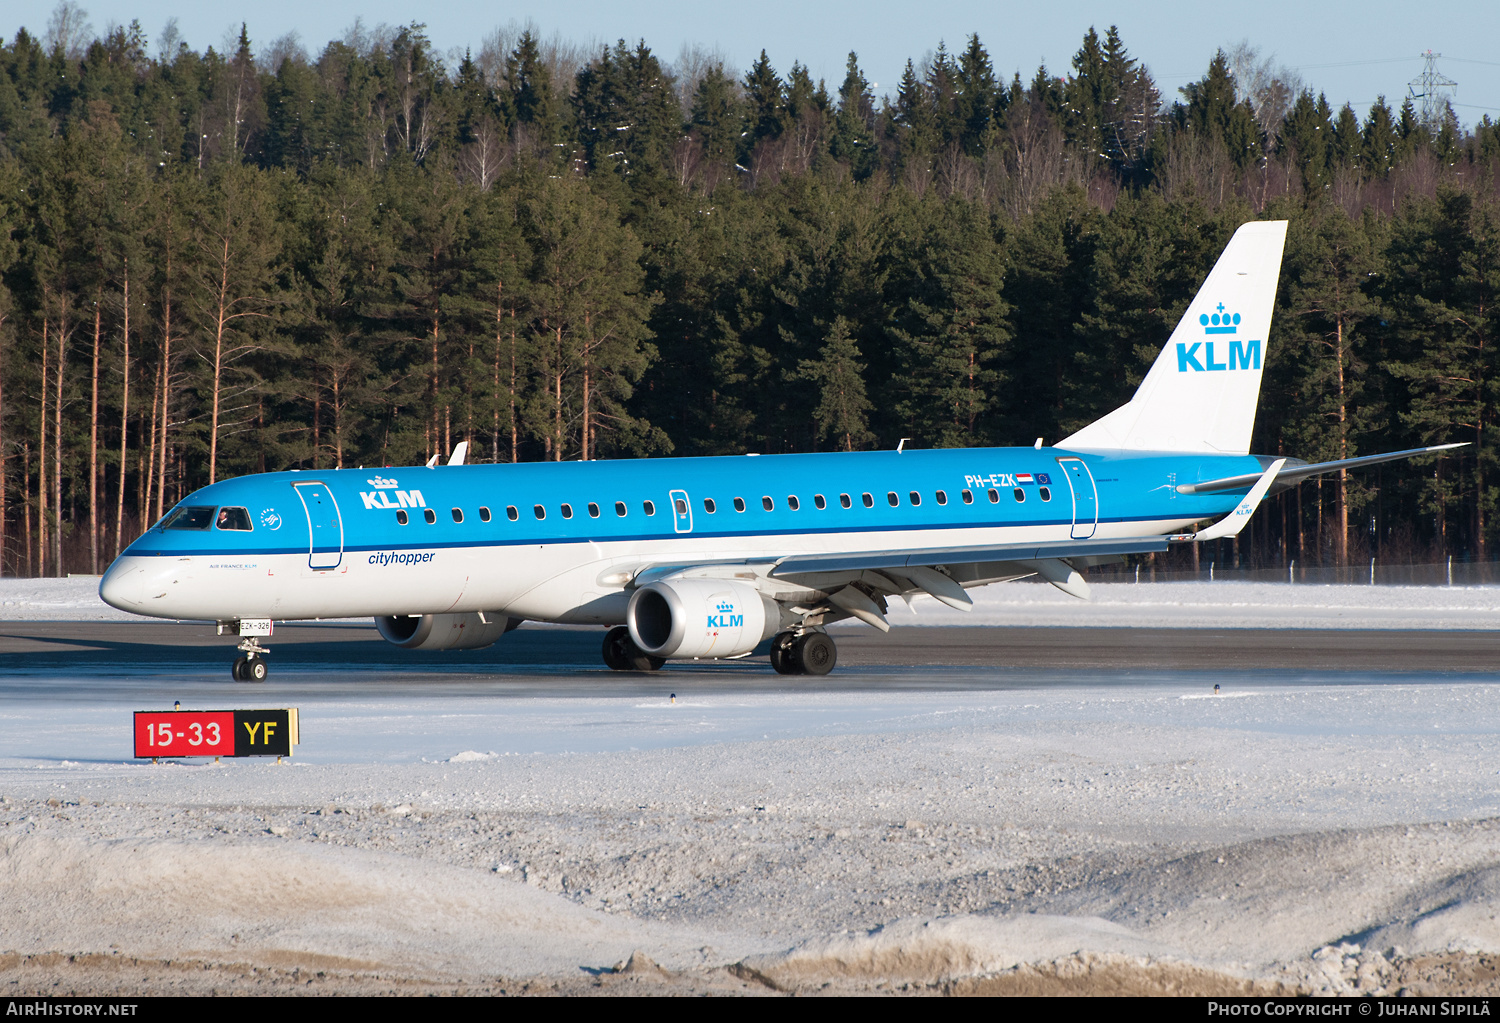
left=216, top=506, right=253, bottom=531
left=162, top=506, right=215, bottom=530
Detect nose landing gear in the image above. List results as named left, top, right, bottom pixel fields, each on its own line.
left=219, top=619, right=273, bottom=682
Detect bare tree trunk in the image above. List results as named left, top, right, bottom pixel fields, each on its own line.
left=208, top=237, right=231, bottom=484
left=114, top=264, right=131, bottom=559
left=581, top=312, right=591, bottom=462
left=155, top=291, right=173, bottom=521
left=332, top=372, right=343, bottom=469
left=22, top=441, right=31, bottom=577
left=554, top=324, right=564, bottom=461
left=53, top=303, right=67, bottom=576
left=509, top=312, right=518, bottom=463
left=144, top=354, right=161, bottom=525
left=1335, top=316, right=1349, bottom=567
left=90, top=296, right=101, bottom=574
left=38, top=316, right=48, bottom=577
left=493, top=285, right=502, bottom=463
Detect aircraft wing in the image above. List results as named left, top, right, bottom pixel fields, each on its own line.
left=769, top=535, right=1169, bottom=576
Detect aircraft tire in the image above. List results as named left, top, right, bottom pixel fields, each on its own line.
left=795, top=632, right=837, bottom=676
left=247, top=657, right=268, bottom=682
left=602, top=626, right=632, bottom=671
left=232, top=656, right=248, bottom=681
left=770, top=632, right=799, bottom=674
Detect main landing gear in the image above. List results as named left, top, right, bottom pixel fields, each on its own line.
left=770, top=630, right=837, bottom=676
left=602, top=626, right=665, bottom=672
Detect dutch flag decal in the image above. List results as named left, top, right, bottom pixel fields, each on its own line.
left=1016, top=473, right=1035, bottom=485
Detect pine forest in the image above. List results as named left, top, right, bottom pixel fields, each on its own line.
left=1, top=7, right=1499, bottom=578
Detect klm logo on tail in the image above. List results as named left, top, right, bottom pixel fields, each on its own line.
left=1176, top=303, right=1260, bottom=373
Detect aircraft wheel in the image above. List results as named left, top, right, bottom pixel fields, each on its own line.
left=602, top=627, right=632, bottom=671
left=770, top=632, right=800, bottom=675
left=246, top=657, right=269, bottom=682
left=795, top=632, right=837, bottom=676
left=626, top=649, right=666, bottom=672
left=232, top=656, right=249, bottom=681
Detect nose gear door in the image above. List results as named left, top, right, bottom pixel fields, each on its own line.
left=1057, top=458, right=1098, bottom=539
left=293, top=482, right=344, bottom=570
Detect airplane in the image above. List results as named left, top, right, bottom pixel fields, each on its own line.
left=99, top=219, right=1463, bottom=680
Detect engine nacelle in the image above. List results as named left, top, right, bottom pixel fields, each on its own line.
left=627, top=579, right=779, bottom=659
left=375, top=612, right=520, bottom=651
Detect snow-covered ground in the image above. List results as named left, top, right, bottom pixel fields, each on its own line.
left=9, top=575, right=1500, bottom=630
left=8, top=576, right=1500, bottom=994
left=5, top=667, right=1500, bottom=995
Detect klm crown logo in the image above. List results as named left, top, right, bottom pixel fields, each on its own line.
left=1200, top=303, right=1241, bottom=335
left=717, top=600, right=735, bottom=614
left=1177, top=302, right=1260, bottom=374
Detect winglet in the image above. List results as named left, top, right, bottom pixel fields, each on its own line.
left=1179, top=458, right=1285, bottom=542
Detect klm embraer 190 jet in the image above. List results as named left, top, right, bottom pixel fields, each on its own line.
left=99, top=220, right=1461, bottom=680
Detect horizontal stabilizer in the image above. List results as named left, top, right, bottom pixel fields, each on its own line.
left=1178, top=443, right=1468, bottom=494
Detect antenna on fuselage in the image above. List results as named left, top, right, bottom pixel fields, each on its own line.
left=897, top=438, right=911, bottom=454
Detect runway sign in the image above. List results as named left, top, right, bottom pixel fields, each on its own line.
left=134, top=709, right=300, bottom=758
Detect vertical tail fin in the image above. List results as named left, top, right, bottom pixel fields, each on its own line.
left=1060, top=220, right=1288, bottom=454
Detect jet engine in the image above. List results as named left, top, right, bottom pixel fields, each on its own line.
left=626, top=579, right=780, bottom=659
left=375, top=612, right=520, bottom=651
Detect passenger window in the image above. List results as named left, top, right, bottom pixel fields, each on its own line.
left=451, top=507, right=463, bottom=523
left=644, top=500, right=656, bottom=516
left=561, top=503, right=573, bottom=519
left=935, top=491, right=947, bottom=506
left=1014, top=488, right=1025, bottom=503
left=704, top=498, right=716, bottom=513
left=396, top=510, right=409, bottom=525
left=533, top=505, right=546, bottom=520
left=675, top=498, right=687, bottom=515
left=962, top=489, right=974, bottom=505
left=762, top=496, right=774, bottom=511
left=615, top=501, right=627, bottom=517
left=1039, top=486, right=1052, bottom=502
left=479, top=506, right=491, bottom=522
left=908, top=491, right=921, bottom=506
left=734, top=497, right=746, bottom=512
left=507, top=505, right=518, bottom=521
left=887, top=492, right=899, bottom=507
left=787, top=496, right=799, bottom=511
left=163, top=506, right=215, bottom=530
left=862, top=493, right=874, bottom=508
left=215, top=506, right=253, bottom=530
left=987, top=488, right=999, bottom=503
left=814, top=494, right=826, bottom=510
left=588, top=502, right=600, bottom=518
left=840, top=493, right=852, bottom=509
left=424, top=508, right=437, bottom=524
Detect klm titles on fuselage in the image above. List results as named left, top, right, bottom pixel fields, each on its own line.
left=1177, top=304, right=1261, bottom=373
left=360, top=477, right=426, bottom=511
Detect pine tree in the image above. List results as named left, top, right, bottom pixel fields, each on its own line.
left=798, top=316, right=873, bottom=450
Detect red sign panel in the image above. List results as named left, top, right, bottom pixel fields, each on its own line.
left=134, top=711, right=236, bottom=757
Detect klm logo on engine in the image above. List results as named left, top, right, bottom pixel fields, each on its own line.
left=1177, top=303, right=1261, bottom=373
left=360, top=476, right=426, bottom=511
left=707, top=599, right=743, bottom=629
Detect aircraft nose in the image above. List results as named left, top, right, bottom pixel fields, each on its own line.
left=99, top=559, right=145, bottom=610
